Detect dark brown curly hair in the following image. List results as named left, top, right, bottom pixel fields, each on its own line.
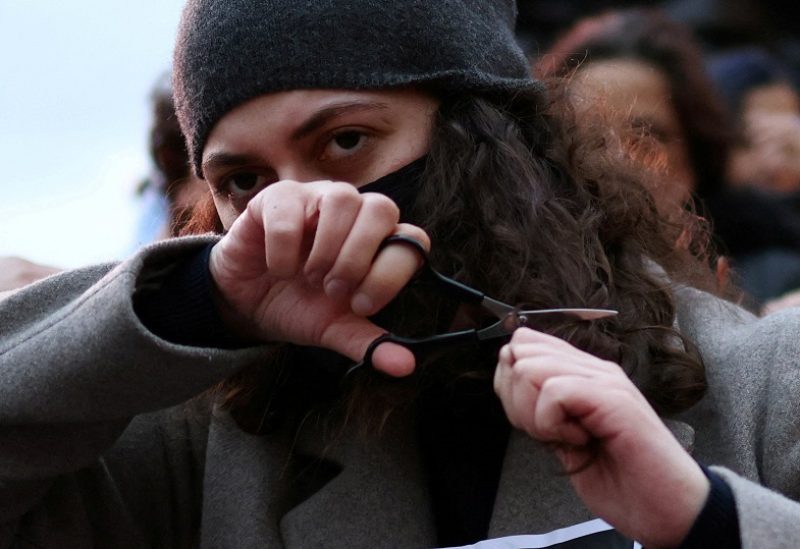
left=183, top=83, right=716, bottom=432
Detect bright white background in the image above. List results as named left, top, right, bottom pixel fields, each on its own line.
left=0, top=0, right=186, bottom=268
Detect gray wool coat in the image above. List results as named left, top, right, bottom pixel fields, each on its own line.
left=1, top=237, right=800, bottom=548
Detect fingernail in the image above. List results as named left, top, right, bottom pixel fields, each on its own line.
left=351, top=292, right=374, bottom=316
left=306, top=270, right=324, bottom=288
left=325, top=278, right=351, bottom=301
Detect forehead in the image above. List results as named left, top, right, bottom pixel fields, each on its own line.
left=574, top=59, right=675, bottom=119
left=744, top=82, right=800, bottom=114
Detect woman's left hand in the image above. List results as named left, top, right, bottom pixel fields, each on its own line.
left=494, top=327, right=710, bottom=548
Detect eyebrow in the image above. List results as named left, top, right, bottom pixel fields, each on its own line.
left=290, top=101, right=390, bottom=141
left=202, top=152, right=264, bottom=175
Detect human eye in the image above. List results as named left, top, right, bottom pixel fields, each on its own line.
left=319, top=129, right=370, bottom=162
left=213, top=171, right=273, bottom=208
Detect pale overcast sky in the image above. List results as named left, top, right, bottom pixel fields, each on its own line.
left=0, top=0, right=186, bottom=268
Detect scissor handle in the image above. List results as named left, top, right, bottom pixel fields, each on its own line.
left=346, top=328, right=481, bottom=377
left=380, top=235, right=485, bottom=305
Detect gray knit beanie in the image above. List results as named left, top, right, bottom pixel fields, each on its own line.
left=173, top=0, right=539, bottom=176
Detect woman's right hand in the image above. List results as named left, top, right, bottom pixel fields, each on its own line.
left=208, top=180, right=429, bottom=376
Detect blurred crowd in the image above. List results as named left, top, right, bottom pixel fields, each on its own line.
left=520, top=0, right=800, bottom=312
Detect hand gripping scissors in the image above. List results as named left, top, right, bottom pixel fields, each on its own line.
left=349, top=235, right=618, bottom=373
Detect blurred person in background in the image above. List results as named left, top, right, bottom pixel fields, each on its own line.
left=709, top=48, right=800, bottom=195
left=535, top=7, right=800, bottom=308
left=134, top=72, right=207, bottom=243
left=709, top=48, right=800, bottom=311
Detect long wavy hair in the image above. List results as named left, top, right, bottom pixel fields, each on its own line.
left=183, top=83, right=714, bottom=432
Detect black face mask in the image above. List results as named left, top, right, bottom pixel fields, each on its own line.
left=357, top=156, right=427, bottom=223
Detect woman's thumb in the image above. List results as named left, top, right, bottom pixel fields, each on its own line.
left=319, top=315, right=416, bottom=377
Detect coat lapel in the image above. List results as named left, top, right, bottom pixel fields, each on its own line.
left=279, top=407, right=437, bottom=549
left=204, top=400, right=696, bottom=548
left=489, top=430, right=592, bottom=536
left=489, top=420, right=696, bottom=537
left=201, top=409, right=294, bottom=549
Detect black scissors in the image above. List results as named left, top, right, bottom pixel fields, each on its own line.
left=349, top=235, right=618, bottom=373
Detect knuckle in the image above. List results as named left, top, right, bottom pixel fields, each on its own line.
left=321, top=184, right=359, bottom=207
left=539, top=376, right=563, bottom=397
left=362, top=193, right=400, bottom=220
left=306, top=179, right=334, bottom=190
left=267, top=179, right=301, bottom=196
left=509, top=360, right=537, bottom=383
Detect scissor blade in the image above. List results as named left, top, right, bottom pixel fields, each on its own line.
left=516, top=308, right=618, bottom=320
left=476, top=308, right=617, bottom=342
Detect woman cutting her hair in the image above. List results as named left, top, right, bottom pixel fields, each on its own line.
left=1, top=1, right=799, bottom=547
